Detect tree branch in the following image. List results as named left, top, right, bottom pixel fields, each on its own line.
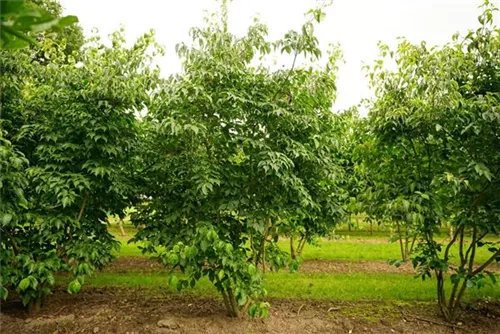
left=472, top=248, right=500, bottom=276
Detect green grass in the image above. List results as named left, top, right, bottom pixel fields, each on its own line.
left=278, top=239, right=496, bottom=264
left=115, top=236, right=497, bottom=265
left=70, top=271, right=500, bottom=302
left=90, top=225, right=500, bottom=304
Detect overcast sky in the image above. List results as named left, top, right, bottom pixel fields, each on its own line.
left=60, top=0, right=497, bottom=112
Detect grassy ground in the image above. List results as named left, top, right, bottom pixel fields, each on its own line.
left=100, top=223, right=500, bottom=305
left=69, top=271, right=500, bottom=302
left=114, top=235, right=497, bottom=264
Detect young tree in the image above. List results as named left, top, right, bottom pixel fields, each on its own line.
left=356, top=134, right=421, bottom=262
left=366, top=2, right=500, bottom=321
left=132, top=2, right=344, bottom=317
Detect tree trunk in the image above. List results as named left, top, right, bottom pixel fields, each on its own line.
left=297, top=235, right=307, bottom=257
left=396, top=223, right=406, bottom=261
left=119, top=218, right=126, bottom=236
left=404, top=236, right=409, bottom=261
left=28, top=297, right=42, bottom=313
left=226, top=288, right=240, bottom=318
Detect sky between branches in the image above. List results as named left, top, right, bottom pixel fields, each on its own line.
left=60, top=0, right=497, bottom=114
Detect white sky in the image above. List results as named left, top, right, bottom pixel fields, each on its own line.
left=60, top=0, right=498, bottom=112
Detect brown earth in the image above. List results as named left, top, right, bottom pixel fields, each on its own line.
left=104, top=257, right=500, bottom=275
left=103, top=257, right=416, bottom=275
left=104, top=257, right=417, bottom=274
left=2, top=287, right=499, bottom=334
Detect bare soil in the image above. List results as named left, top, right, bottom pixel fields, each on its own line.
left=105, top=257, right=416, bottom=274
left=104, top=257, right=500, bottom=275
left=2, top=287, right=499, bottom=334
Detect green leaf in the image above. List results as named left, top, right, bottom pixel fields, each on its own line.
left=18, top=278, right=30, bottom=291
left=217, top=269, right=225, bottom=281
left=0, top=286, right=8, bottom=300
left=0, top=213, right=13, bottom=225
left=487, top=272, right=497, bottom=285
left=68, top=279, right=81, bottom=294
left=248, top=304, right=258, bottom=318
left=169, top=275, right=179, bottom=289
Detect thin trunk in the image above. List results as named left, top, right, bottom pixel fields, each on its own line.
left=405, top=237, right=409, bottom=261
left=409, top=234, right=417, bottom=255
left=396, top=223, right=405, bottom=261
left=290, top=236, right=296, bottom=260
left=449, top=279, right=467, bottom=321
left=221, top=290, right=232, bottom=317
left=250, top=232, right=256, bottom=263
left=227, top=287, right=240, bottom=318
left=370, top=221, right=373, bottom=236
left=216, top=276, right=233, bottom=317
left=467, top=226, right=477, bottom=273
left=77, top=192, right=89, bottom=221
left=119, top=218, right=126, bottom=237
left=256, top=217, right=270, bottom=269
left=473, top=248, right=500, bottom=275
left=448, top=278, right=461, bottom=311
left=297, top=235, right=307, bottom=257
left=436, top=270, right=450, bottom=320
left=28, top=297, right=42, bottom=313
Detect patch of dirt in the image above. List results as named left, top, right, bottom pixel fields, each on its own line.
left=103, top=257, right=165, bottom=273
left=299, top=260, right=416, bottom=274
left=104, top=257, right=414, bottom=275
left=106, top=257, right=500, bottom=275
left=2, top=287, right=499, bottom=334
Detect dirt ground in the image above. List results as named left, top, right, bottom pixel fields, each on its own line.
left=1, top=287, right=499, bottom=334
left=103, top=257, right=418, bottom=274
left=105, top=257, right=500, bottom=275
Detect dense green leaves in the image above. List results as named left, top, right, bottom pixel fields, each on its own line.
left=1, top=0, right=498, bottom=323
left=0, top=0, right=78, bottom=49
left=364, top=1, right=500, bottom=321
left=132, top=1, right=344, bottom=317
left=0, top=14, right=162, bottom=308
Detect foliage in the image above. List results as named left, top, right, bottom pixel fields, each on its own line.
left=0, top=0, right=78, bottom=49
left=365, top=1, right=500, bottom=321
left=0, top=25, right=162, bottom=310
left=132, top=2, right=344, bottom=317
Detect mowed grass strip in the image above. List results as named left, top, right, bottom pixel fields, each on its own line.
left=67, top=271, right=500, bottom=302
left=115, top=237, right=498, bottom=264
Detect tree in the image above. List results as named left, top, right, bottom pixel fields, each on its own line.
left=132, top=2, right=344, bottom=317
left=356, top=126, right=421, bottom=262
left=366, top=2, right=500, bottom=321
left=0, top=27, right=162, bottom=311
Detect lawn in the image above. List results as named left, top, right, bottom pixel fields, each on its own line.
left=100, top=223, right=500, bottom=305
left=72, top=271, right=500, bottom=302
left=114, top=234, right=498, bottom=264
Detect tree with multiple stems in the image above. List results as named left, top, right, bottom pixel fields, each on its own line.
left=131, top=1, right=345, bottom=318
left=364, top=2, right=500, bottom=321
